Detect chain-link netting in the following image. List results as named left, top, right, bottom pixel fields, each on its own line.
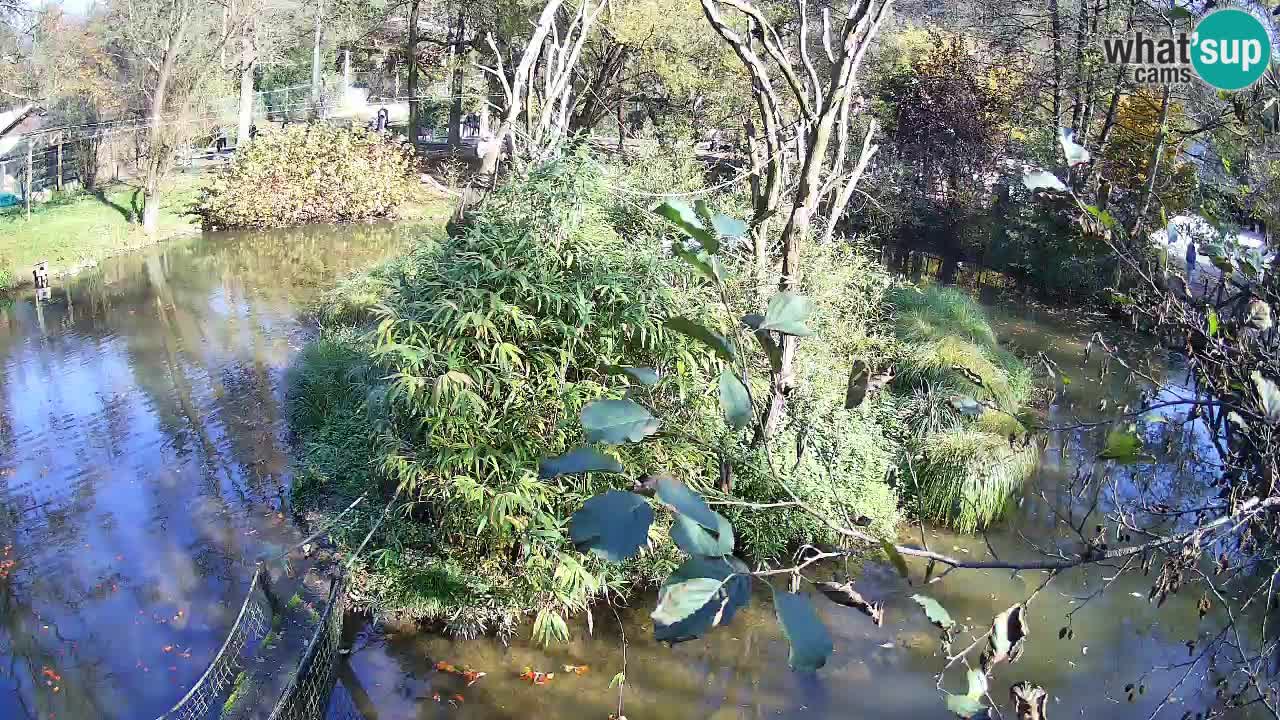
left=266, top=576, right=347, bottom=720
left=155, top=566, right=272, bottom=720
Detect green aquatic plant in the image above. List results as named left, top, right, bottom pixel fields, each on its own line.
left=887, top=283, right=1038, bottom=531
left=907, top=429, right=1040, bottom=534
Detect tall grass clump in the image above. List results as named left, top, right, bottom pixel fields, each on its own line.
left=887, top=284, right=1039, bottom=531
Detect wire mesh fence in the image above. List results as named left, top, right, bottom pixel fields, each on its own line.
left=266, top=576, right=348, bottom=720
left=155, top=565, right=273, bottom=720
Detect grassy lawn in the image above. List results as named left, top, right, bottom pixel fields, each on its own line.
left=0, top=174, right=204, bottom=290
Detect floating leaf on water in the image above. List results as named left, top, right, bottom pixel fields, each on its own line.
left=981, top=604, right=1028, bottom=673
left=911, top=594, right=955, bottom=631
left=538, top=447, right=624, bottom=479
left=718, top=369, right=752, bottom=430
left=1097, top=428, right=1144, bottom=463
left=581, top=399, right=660, bottom=444
left=760, top=292, right=814, bottom=336
left=562, top=664, right=589, bottom=675
left=569, top=491, right=655, bottom=562
left=665, top=316, right=736, bottom=362
left=773, top=589, right=834, bottom=671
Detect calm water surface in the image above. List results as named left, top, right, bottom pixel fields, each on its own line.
left=0, top=230, right=1256, bottom=720
left=0, top=223, right=419, bottom=719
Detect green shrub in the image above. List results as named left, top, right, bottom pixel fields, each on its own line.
left=291, top=156, right=908, bottom=636
left=195, top=124, right=415, bottom=229
left=0, top=255, right=13, bottom=291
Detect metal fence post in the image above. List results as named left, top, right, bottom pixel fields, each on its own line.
left=25, top=139, right=31, bottom=219
left=56, top=142, right=63, bottom=192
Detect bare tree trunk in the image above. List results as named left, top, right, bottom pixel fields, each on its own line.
left=407, top=0, right=422, bottom=142
left=1069, top=0, right=1087, bottom=132
left=143, top=17, right=187, bottom=235
left=447, top=7, right=466, bottom=149
left=237, top=36, right=256, bottom=147
left=1049, top=0, right=1063, bottom=124
left=310, top=0, right=325, bottom=117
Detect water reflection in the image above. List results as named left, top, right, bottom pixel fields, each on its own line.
left=345, top=296, right=1263, bottom=720
left=0, top=222, right=422, bottom=719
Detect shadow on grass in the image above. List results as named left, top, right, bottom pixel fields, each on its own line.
left=90, top=186, right=143, bottom=223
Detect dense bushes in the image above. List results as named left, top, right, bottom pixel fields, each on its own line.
left=887, top=285, right=1038, bottom=532
left=289, top=157, right=905, bottom=636
left=195, top=124, right=415, bottom=229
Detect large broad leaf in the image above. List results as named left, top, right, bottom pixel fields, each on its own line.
left=742, top=314, right=782, bottom=373
left=655, top=477, right=720, bottom=532
left=882, top=539, right=910, bottom=581
left=671, top=511, right=735, bottom=556
left=653, top=556, right=751, bottom=643
left=673, top=245, right=726, bottom=284
left=651, top=577, right=725, bottom=626
left=654, top=200, right=719, bottom=253
left=911, top=594, right=955, bottom=632
left=602, top=365, right=659, bottom=386
left=581, top=399, right=660, bottom=444
left=980, top=604, right=1028, bottom=673
left=1097, top=427, right=1144, bottom=462
left=1253, top=371, right=1280, bottom=423
left=718, top=369, right=752, bottom=429
left=945, top=693, right=988, bottom=719
left=1022, top=170, right=1067, bottom=193
left=569, top=491, right=655, bottom=562
left=773, top=589, right=834, bottom=671
left=539, top=447, right=623, bottom=479
left=760, top=292, right=814, bottom=336
left=697, top=199, right=748, bottom=240
left=1058, top=127, right=1091, bottom=166
left=665, top=316, right=736, bottom=362
left=947, top=668, right=990, bottom=718
left=845, top=360, right=870, bottom=409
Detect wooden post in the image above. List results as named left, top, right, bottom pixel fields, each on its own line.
left=25, top=139, right=32, bottom=220
left=56, top=142, right=62, bottom=192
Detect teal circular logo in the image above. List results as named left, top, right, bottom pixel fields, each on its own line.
left=1192, top=9, right=1272, bottom=91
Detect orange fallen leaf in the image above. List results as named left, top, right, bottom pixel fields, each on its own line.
left=562, top=664, right=589, bottom=675
left=162, top=646, right=173, bottom=653
left=461, top=670, right=487, bottom=686
left=451, top=694, right=464, bottom=704
left=431, top=692, right=441, bottom=702
left=434, top=660, right=458, bottom=673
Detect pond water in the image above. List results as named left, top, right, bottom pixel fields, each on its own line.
left=0, top=226, right=1257, bottom=720
left=0, top=223, right=420, bottom=719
